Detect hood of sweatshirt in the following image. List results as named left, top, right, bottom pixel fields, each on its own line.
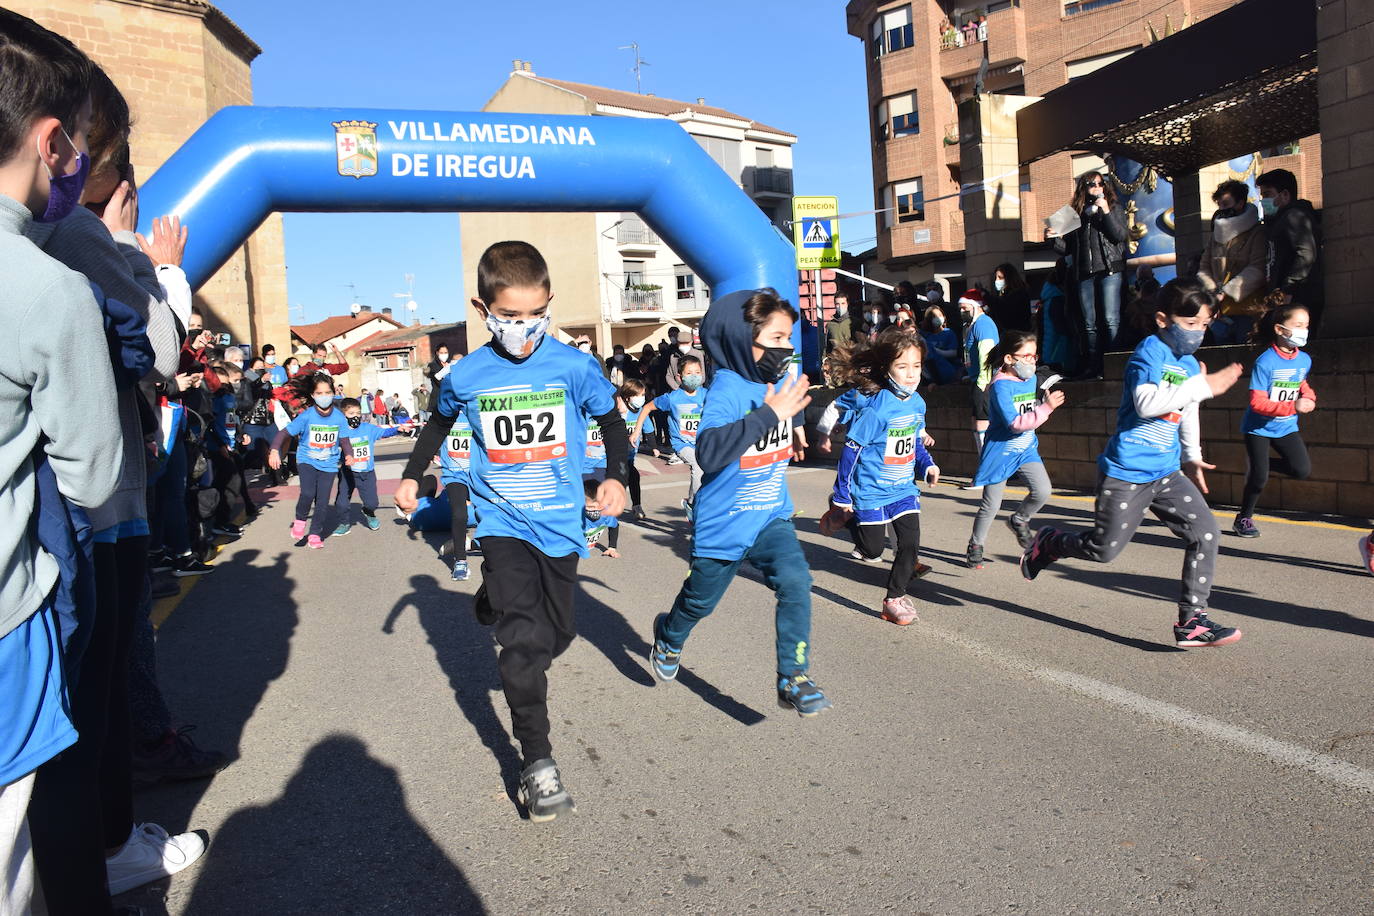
left=701, top=288, right=769, bottom=384
left=1212, top=202, right=1260, bottom=244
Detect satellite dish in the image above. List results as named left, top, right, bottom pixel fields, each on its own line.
left=406, top=300, right=418, bottom=312
left=350, top=302, right=361, bottom=314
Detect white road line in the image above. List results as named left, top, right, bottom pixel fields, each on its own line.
left=920, top=627, right=1374, bottom=797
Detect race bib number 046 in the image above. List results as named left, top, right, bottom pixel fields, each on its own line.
left=741, top=417, right=792, bottom=470
left=479, top=390, right=567, bottom=464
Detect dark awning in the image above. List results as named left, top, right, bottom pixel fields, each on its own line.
left=1016, top=0, right=1318, bottom=177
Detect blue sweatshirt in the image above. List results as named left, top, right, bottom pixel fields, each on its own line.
left=285, top=406, right=350, bottom=472
left=439, top=414, right=473, bottom=486
left=972, top=374, right=1047, bottom=485
left=210, top=388, right=238, bottom=449
left=342, top=421, right=400, bottom=473
left=831, top=386, right=936, bottom=514
left=436, top=338, right=617, bottom=558
left=1242, top=345, right=1313, bottom=438
left=1099, top=333, right=1210, bottom=483
left=653, top=387, right=705, bottom=453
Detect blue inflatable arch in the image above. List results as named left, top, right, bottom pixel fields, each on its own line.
left=138, top=106, right=801, bottom=349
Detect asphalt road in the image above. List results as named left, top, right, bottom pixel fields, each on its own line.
left=121, top=439, right=1374, bottom=915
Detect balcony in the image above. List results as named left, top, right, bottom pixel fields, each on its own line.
left=674, top=291, right=710, bottom=315
left=620, top=287, right=664, bottom=314
left=747, top=166, right=793, bottom=196
left=615, top=219, right=660, bottom=254
left=939, top=3, right=1025, bottom=80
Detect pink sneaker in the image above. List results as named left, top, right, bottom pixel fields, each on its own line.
left=880, top=595, right=919, bottom=626
left=307, top=535, right=323, bottom=549
left=1359, top=534, right=1374, bottom=577
left=291, top=519, right=307, bottom=539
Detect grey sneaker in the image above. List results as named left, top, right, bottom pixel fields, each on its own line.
left=965, top=541, right=985, bottom=569
left=519, top=758, right=576, bottom=823
left=1006, top=515, right=1033, bottom=549
left=1232, top=516, right=1260, bottom=538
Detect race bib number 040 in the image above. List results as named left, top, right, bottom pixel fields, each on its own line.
left=308, top=423, right=339, bottom=450
left=478, top=390, right=568, bottom=464
left=741, top=417, right=792, bottom=470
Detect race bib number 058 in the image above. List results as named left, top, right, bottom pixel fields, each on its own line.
left=741, top=417, right=792, bottom=470
left=479, top=390, right=567, bottom=464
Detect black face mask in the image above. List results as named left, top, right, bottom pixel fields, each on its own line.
left=755, top=345, right=794, bottom=383
left=1215, top=206, right=1240, bottom=220
left=346, top=416, right=362, bottom=429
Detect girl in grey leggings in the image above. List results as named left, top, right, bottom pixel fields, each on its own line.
left=966, top=331, right=1065, bottom=568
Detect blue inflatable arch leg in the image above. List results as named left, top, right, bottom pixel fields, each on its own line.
left=137, top=107, right=801, bottom=352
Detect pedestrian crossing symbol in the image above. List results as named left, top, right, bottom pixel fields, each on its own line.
left=802, top=219, right=832, bottom=247
left=792, top=196, right=840, bottom=269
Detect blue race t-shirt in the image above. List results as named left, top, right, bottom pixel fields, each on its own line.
left=286, top=406, right=349, bottom=472
left=439, top=414, right=473, bottom=486
left=342, top=421, right=399, bottom=473
left=266, top=364, right=288, bottom=386
left=1241, top=345, right=1312, bottom=438
left=964, top=313, right=1000, bottom=383
left=691, top=368, right=794, bottom=561
left=437, top=339, right=616, bottom=558
left=210, top=389, right=237, bottom=449
left=1099, top=334, right=1200, bottom=483
left=832, top=387, right=935, bottom=511
left=582, top=415, right=607, bottom=472
left=653, top=387, right=705, bottom=453
left=973, top=375, right=1044, bottom=485
left=583, top=508, right=619, bottom=547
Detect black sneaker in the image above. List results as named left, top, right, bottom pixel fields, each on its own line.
left=777, top=674, right=833, bottom=717
left=519, top=758, right=576, bottom=823
left=1006, top=515, right=1033, bottom=549
left=473, top=583, right=501, bottom=626
left=172, top=553, right=214, bottom=577
left=148, top=551, right=175, bottom=573
left=213, top=522, right=244, bottom=537
left=1020, top=527, right=1060, bottom=581
left=965, top=541, right=985, bottom=569
left=1232, top=516, right=1260, bottom=538
left=1174, top=613, right=1243, bottom=648
left=132, top=725, right=229, bottom=787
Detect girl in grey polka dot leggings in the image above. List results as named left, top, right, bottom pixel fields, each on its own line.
left=1019, top=278, right=1244, bottom=649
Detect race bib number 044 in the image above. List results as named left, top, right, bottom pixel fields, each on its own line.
left=741, top=417, right=792, bottom=470
left=479, top=390, right=568, bottom=464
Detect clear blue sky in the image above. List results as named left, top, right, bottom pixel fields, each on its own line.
left=212, top=0, right=877, bottom=326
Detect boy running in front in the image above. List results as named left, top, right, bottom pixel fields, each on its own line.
left=648, top=289, right=831, bottom=716
left=394, top=241, right=629, bottom=822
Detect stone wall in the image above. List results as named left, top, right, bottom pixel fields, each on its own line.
left=909, top=338, right=1374, bottom=521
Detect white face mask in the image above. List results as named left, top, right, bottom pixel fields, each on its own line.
left=678, top=342, right=691, bottom=354
left=628, top=397, right=645, bottom=411
left=485, top=312, right=551, bottom=357
left=578, top=342, right=592, bottom=353
left=437, top=352, right=448, bottom=362
left=1279, top=327, right=1308, bottom=348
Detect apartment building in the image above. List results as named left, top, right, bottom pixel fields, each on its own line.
left=844, top=0, right=1323, bottom=292
left=460, top=63, right=796, bottom=354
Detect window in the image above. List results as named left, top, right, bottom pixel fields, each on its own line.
left=890, top=91, right=919, bottom=137
left=397, top=352, right=410, bottom=369
left=1063, top=0, right=1126, bottom=15
left=623, top=260, right=645, bottom=289
left=675, top=266, right=696, bottom=301
left=870, top=5, right=913, bottom=57
left=1065, top=47, right=1138, bottom=80
left=755, top=147, right=774, bottom=169
left=1261, top=141, right=1301, bottom=158
left=693, top=134, right=741, bottom=182
left=895, top=178, right=925, bottom=223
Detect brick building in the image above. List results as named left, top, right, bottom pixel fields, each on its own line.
left=8, top=0, right=289, bottom=352
left=844, top=0, right=1324, bottom=292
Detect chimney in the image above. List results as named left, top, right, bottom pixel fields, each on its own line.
left=358, top=304, right=372, bottom=313
left=411, top=319, right=421, bottom=327
left=696, top=97, right=706, bottom=105
left=523, top=61, right=534, bottom=74
left=382, top=307, right=392, bottom=316
left=512, top=58, right=522, bottom=74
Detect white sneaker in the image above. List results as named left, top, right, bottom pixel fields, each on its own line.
left=106, top=822, right=207, bottom=895
left=850, top=548, right=884, bottom=564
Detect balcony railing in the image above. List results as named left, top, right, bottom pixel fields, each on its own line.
left=621, top=288, right=664, bottom=313
left=1063, top=0, right=1125, bottom=15
left=751, top=167, right=793, bottom=194
left=616, top=220, right=659, bottom=246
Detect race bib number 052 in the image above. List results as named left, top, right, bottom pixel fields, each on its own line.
left=479, top=390, right=567, bottom=464
left=741, top=417, right=792, bottom=470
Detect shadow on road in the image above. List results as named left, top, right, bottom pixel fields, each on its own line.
left=384, top=574, right=523, bottom=803
left=183, top=734, right=486, bottom=916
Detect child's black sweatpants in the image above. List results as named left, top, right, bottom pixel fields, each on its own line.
left=480, top=536, right=578, bottom=763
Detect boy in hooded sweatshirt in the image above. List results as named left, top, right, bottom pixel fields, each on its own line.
left=647, top=288, right=831, bottom=717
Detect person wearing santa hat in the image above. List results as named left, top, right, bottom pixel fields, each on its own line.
left=960, top=289, right=1001, bottom=483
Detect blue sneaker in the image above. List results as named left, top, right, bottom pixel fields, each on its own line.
left=331, top=523, right=350, bottom=538
left=363, top=514, right=380, bottom=531
left=451, top=559, right=470, bottom=581
left=649, top=613, right=681, bottom=682
left=777, top=674, right=832, bottom=717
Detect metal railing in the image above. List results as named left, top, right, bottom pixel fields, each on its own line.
left=616, top=220, right=659, bottom=246
left=751, top=167, right=793, bottom=194
left=620, top=288, right=663, bottom=313
left=1063, top=0, right=1125, bottom=16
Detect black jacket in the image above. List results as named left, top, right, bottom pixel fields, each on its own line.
left=1055, top=204, right=1128, bottom=278
left=1265, top=199, right=1320, bottom=301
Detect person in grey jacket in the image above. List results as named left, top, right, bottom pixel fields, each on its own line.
left=1047, top=170, right=1128, bottom=378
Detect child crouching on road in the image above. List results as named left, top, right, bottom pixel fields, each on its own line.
left=822, top=327, right=939, bottom=626
left=648, top=288, right=832, bottom=716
